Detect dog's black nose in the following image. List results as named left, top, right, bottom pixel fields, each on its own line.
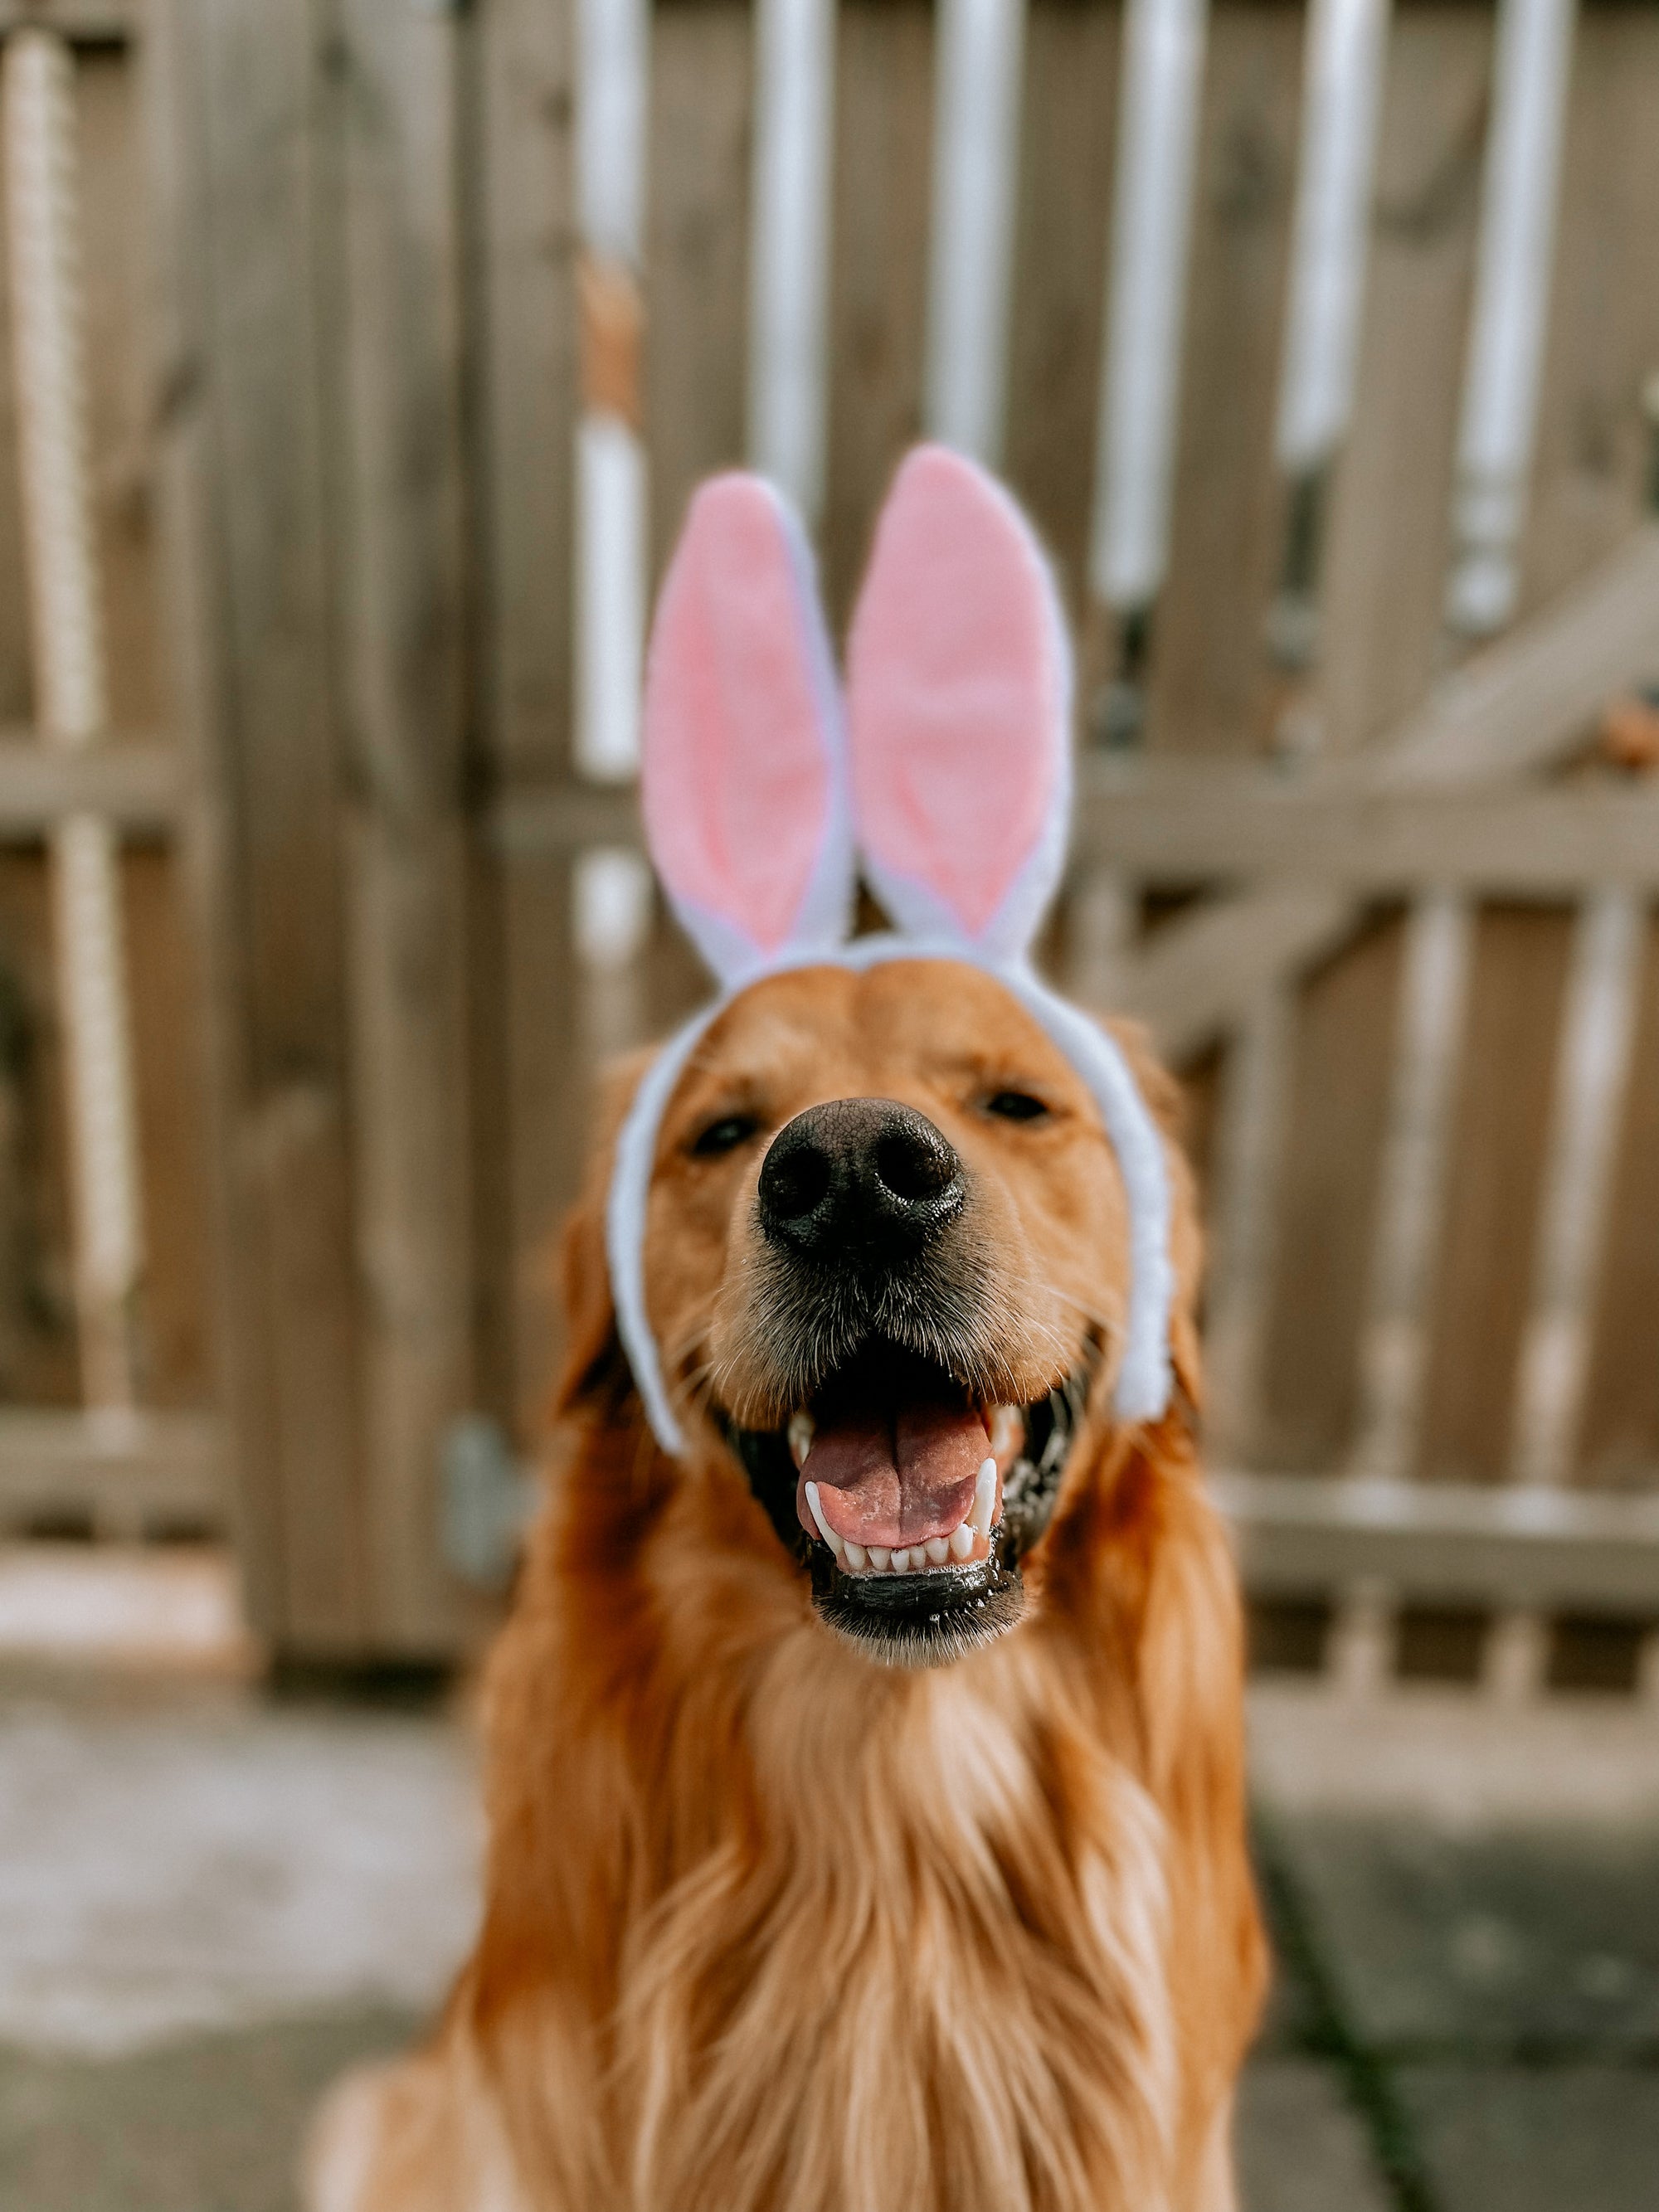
left=758, top=1099, right=965, bottom=1266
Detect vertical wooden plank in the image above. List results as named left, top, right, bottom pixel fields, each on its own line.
left=1176, top=1041, right=1224, bottom=1223
left=1347, top=890, right=1473, bottom=1483
left=1255, top=907, right=1404, bottom=1471
left=121, top=843, right=211, bottom=1407
left=0, top=80, right=30, bottom=723
left=499, top=850, right=581, bottom=1441
left=76, top=42, right=212, bottom=1420
left=246, top=1079, right=368, bottom=1637
left=1273, top=0, right=1391, bottom=484
left=1507, top=889, right=1642, bottom=1489
left=0, top=848, right=75, bottom=1407
left=574, top=843, right=651, bottom=1063
left=923, top=0, right=1026, bottom=464
left=473, top=0, right=581, bottom=1447
left=646, top=899, right=707, bottom=1038
left=1145, top=0, right=1301, bottom=758
left=645, top=0, right=752, bottom=581
left=331, top=0, right=479, bottom=1650
left=73, top=44, right=167, bottom=731
left=1316, top=3, right=1489, bottom=755
left=141, top=0, right=368, bottom=1647
left=570, top=0, right=649, bottom=785
left=1576, top=908, right=1659, bottom=1490
left=1517, top=3, right=1659, bottom=618
left=1002, top=0, right=1119, bottom=615
left=822, top=0, right=934, bottom=621
left=1202, top=982, right=1294, bottom=1464
left=748, top=0, right=838, bottom=523
left=476, top=0, right=577, bottom=785
left=1089, top=0, right=1209, bottom=625
left=1263, top=0, right=1391, bottom=738
left=1442, top=0, right=1576, bottom=639
left=1416, top=902, right=1575, bottom=1485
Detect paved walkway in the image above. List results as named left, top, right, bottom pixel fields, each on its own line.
left=1, top=1655, right=1657, bottom=2210
left=1242, top=1685, right=1659, bottom=2212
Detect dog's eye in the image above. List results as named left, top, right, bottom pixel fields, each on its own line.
left=983, top=1089, right=1051, bottom=1124
left=691, top=1113, right=760, bottom=1158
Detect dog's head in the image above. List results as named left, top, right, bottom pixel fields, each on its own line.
left=557, top=445, right=1198, bottom=1665
left=561, top=958, right=1199, bottom=1668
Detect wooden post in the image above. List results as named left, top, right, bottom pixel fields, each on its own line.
left=331, top=0, right=479, bottom=1650
left=473, top=0, right=589, bottom=1437
left=143, top=0, right=482, bottom=1658
left=141, top=0, right=367, bottom=1650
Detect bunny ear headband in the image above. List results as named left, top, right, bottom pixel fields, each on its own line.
left=606, top=445, right=1174, bottom=1458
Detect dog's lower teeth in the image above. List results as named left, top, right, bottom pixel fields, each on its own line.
left=830, top=1529, right=993, bottom=1577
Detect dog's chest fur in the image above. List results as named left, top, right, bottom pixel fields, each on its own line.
left=594, top=1625, right=1179, bottom=2212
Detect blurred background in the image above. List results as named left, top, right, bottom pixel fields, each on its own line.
left=0, top=0, right=1654, bottom=2203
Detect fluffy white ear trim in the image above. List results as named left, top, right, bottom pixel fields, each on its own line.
left=605, top=998, right=727, bottom=1459
left=845, top=446, right=1073, bottom=964
left=642, top=474, right=853, bottom=986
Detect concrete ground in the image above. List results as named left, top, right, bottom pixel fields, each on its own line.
left=1241, top=1685, right=1659, bottom=2212
left=1, top=1556, right=1657, bottom=2210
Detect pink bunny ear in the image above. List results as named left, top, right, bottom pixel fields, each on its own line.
left=642, top=474, right=852, bottom=985
left=845, top=446, right=1072, bottom=962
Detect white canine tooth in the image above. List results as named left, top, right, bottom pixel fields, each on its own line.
left=924, top=1535, right=950, bottom=1566
left=804, top=1480, right=843, bottom=1558
left=990, top=1405, right=1023, bottom=1462
left=844, top=1539, right=868, bottom=1572
left=868, top=1546, right=891, bottom=1572
left=891, top=1547, right=912, bottom=1573
left=949, top=1519, right=974, bottom=1561
left=789, top=1412, right=815, bottom=1469
left=970, top=1457, right=999, bottom=1538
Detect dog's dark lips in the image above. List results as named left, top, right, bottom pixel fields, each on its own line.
left=719, top=1348, right=1094, bottom=1669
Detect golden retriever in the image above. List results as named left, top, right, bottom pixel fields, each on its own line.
left=307, top=951, right=1267, bottom=2212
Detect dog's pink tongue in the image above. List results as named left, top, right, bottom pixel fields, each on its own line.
left=797, top=1400, right=986, bottom=1548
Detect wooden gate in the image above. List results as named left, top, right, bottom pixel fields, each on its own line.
left=7, top=0, right=1659, bottom=1675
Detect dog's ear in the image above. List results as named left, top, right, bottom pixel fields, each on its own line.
left=642, top=473, right=853, bottom=987
left=845, top=445, right=1071, bottom=965
left=556, top=1048, right=654, bottom=1419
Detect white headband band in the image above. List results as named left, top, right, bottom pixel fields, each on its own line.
left=606, top=447, right=1175, bottom=1460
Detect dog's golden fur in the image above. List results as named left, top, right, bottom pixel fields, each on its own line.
left=308, top=960, right=1267, bottom=2212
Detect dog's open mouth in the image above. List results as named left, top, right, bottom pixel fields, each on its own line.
left=724, top=1342, right=1090, bottom=1667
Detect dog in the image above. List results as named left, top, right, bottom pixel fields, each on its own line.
left=308, top=451, right=1267, bottom=2212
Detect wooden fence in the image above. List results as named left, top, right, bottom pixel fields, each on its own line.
left=0, top=0, right=1657, bottom=1682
